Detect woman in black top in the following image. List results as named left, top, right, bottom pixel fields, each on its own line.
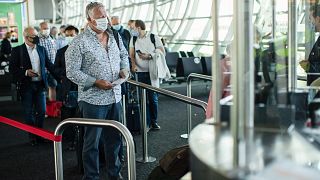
left=0, top=32, right=12, bottom=62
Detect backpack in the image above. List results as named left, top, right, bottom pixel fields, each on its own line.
left=132, top=33, right=156, bottom=50
left=111, top=28, right=120, bottom=50
left=148, top=145, right=189, bottom=180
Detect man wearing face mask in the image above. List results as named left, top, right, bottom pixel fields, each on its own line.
left=9, top=27, right=61, bottom=146
left=127, top=20, right=135, bottom=36
left=54, top=25, right=79, bottom=150
left=65, top=2, right=129, bottom=180
left=301, top=5, right=320, bottom=86
left=39, top=21, right=58, bottom=102
left=129, top=20, right=167, bottom=130
left=111, top=16, right=131, bottom=51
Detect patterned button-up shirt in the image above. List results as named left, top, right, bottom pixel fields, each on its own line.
left=65, top=26, right=129, bottom=105
left=39, top=34, right=57, bottom=63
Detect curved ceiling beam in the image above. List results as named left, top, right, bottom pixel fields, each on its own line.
left=170, top=0, right=192, bottom=42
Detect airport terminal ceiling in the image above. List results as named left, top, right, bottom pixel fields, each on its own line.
left=0, top=0, right=297, bottom=57
left=0, top=0, right=316, bottom=78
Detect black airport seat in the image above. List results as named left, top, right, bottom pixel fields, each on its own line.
left=165, top=52, right=180, bottom=73
left=179, top=51, right=188, bottom=57
left=176, top=57, right=203, bottom=77
left=187, top=51, right=194, bottom=57
left=201, top=57, right=212, bottom=76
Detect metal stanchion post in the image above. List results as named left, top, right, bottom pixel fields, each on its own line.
left=122, top=94, right=127, bottom=127
left=54, top=119, right=136, bottom=180
left=180, top=80, right=192, bottom=139
left=136, top=89, right=156, bottom=163
left=54, top=141, right=63, bottom=180
left=122, top=94, right=127, bottom=148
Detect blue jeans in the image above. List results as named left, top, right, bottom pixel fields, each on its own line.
left=137, top=72, right=159, bottom=126
left=21, top=82, right=46, bottom=129
left=78, top=101, right=122, bottom=180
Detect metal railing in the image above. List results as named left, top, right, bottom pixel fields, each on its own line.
left=127, top=79, right=207, bottom=163
left=54, top=118, right=136, bottom=180
left=181, top=73, right=212, bottom=139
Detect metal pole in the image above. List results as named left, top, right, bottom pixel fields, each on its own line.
left=181, top=73, right=212, bottom=139
left=122, top=94, right=127, bottom=127
left=54, top=141, right=63, bottom=180
left=212, top=0, right=221, bottom=124
left=288, top=0, right=297, bottom=91
left=232, top=0, right=254, bottom=167
left=136, top=89, right=156, bottom=163
left=180, top=81, right=192, bottom=139
left=272, top=0, right=276, bottom=39
left=54, top=118, right=136, bottom=180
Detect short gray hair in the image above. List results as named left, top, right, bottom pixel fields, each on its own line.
left=23, top=26, right=37, bottom=37
left=111, top=16, right=119, bottom=20
left=86, top=2, right=105, bottom=19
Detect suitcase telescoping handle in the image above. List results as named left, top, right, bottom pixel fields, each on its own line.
left=134, top=73, right=140, bottom=105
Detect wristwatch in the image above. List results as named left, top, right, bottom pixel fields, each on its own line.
left=148, top=54, right=152, bottom=59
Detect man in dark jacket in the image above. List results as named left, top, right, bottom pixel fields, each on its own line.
left=54, top=25, right=79, bottom=149
left=9, top=26, right=60, bottom=146
left=307, top=4, right=320, bottom=85
left=111, top=16, right=131, bottom=51
left=54, top=25, right=79, bottom=102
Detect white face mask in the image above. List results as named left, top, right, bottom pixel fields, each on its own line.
left=41, top=29, right=50, bottom=36
left=94, top=18, right=108, bottom=31
left=65, top=36, right=75, bottom=44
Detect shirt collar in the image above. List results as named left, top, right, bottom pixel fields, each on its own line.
left=38, top=33, right=50, bottom=39
left=87, top=26, right=98, bottom=36
left=138, top=31, right=149, bottom=39
left=25, top=43, right=36, bottom=50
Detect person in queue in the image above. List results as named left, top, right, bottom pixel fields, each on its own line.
left=9, top=27, right=60, bottom=146
left=0, top=32, right=12, bottom=62
left=54, top=25, right=79, bottom=149
left=301, top=5, right=320, bottom=86
left=38, top=21, right=58, bottom=101
left=111, top=16, right=131, bottom=51
left=129, top=19, right=168, bottom=130
left=50, top=26, right=58, bottom=39
left=65, top=2, right=129, bottom=180
left=127, top=19, right=135, bottom=35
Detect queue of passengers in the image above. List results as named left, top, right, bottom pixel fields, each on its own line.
left=8, top=2, right=171, bottom=179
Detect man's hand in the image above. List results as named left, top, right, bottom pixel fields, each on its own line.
left=131, top=62, right=137, bottom=73
left=119, top=69, right=129, bottom=79
left=27, top=69, right=39, bottom=77
left=138, top=53, right=151, bottom=60
left=94, top=79, right=113, bottom=90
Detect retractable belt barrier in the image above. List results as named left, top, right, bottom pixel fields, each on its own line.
left=127, top=79, right=207, bottom=163
left=0, top=116, right=62, bottom=142
left=0, top=116, right=136, bottom=180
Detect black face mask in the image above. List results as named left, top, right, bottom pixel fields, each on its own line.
left=31, top=36, right=39, bottom=44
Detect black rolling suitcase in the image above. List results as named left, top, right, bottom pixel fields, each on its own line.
left=126, top=101, right=141, bottom=133
left=126, top=74, right=141, bottom=134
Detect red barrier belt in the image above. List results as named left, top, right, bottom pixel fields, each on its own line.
left=0, top=116, right=62, bottom=142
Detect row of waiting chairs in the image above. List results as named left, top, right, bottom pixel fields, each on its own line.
left=179, top=51, right=195, bottom=58
left=165, top=52, right=212, bottom=78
